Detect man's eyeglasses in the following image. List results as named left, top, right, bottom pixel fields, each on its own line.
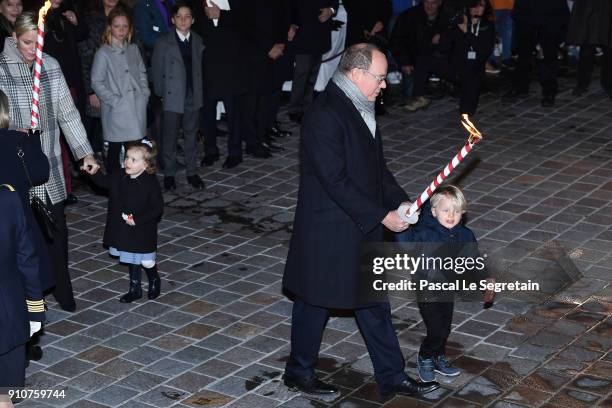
left=362, top=69, right=386, bottom=84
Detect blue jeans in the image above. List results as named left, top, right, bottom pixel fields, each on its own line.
left=495, top=9, right=513, bottom=61
left=401, top=72, right=414, bottom=101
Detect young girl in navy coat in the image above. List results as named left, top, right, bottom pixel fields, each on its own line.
left=397, top=185, right=494, bottom=382
left=91, top=139, right=163, bottom=302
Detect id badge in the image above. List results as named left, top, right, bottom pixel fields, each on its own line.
left=467, top=51, right=476, bottom=60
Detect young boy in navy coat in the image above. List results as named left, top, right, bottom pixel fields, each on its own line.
left=397, top=185, right=494, bottom=382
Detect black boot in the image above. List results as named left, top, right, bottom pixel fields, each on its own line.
left=143, top=264, right=161, bottom=300
left=120, top=264, right=142, bottom=303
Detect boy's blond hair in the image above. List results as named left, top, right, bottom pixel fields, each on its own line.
left=430, top=185, right=467, bottom=213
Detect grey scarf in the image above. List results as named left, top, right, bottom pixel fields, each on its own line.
left=332, top=71, right=376, bottom=137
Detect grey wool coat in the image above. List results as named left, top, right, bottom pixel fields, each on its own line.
left=151, top=31, right=204, bottom=113
left=91, top=42, right=150, bottom=142
left=0, top=38, right=93, bottom=205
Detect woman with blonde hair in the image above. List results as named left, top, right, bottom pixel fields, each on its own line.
left=91, top=6, right=150, bottom=174
left=0, top=11, right=99, bottom=313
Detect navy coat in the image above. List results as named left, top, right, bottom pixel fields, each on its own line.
left=0, top=186, right=45, bottom=355
left=0, top=129, right=55, bottom=291
left=283, top=81, right=408, bottom=309
left=396, top=201, right=489, bottom=284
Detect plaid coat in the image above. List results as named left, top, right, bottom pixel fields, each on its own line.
left=0, top=38, right=93, bottom=205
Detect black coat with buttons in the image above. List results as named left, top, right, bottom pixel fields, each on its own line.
left=92, top=171, right=163, bottom=254
left=283, top=82, right=409, bottom=309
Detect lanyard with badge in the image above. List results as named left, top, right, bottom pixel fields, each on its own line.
left=467, top=19, right=480, bottom=60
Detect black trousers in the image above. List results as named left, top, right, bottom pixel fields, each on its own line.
left=513, top=22, right=564, bottom=95
left=46, top=199, right=75, bottom=309
left=201, top=95, right=242, bottom=158
left=0, top=344, right=25, bottom=388
left=84, top=115, right=103, bottom=154
left=413, top=55, right=484, bottom=115
left=285, top=298, right=408, bottom=394
left=417, top=301, right=454, bottom=358
left=287, top=54, right=321, bottom=115
left=241, top=91, right=273, bottom=149
left=106, top=141, right=126, bottom=175
left=577, top=45, right=612, bottom=91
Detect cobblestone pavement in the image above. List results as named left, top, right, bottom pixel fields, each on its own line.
left=18, top=78, right=612, bottom=408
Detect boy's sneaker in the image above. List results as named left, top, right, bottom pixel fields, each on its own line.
left=417, top=355, right=436, bottom=382
left=434, top=355, right=460, bottom=377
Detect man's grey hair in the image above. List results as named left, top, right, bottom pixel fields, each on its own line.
left=338, top=43, right=380, bottom=74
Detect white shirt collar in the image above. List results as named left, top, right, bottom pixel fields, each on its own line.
left=176, top=30, right=190, bottom=42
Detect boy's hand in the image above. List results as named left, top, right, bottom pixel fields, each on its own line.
left=484, top=278, right=496, bottom=304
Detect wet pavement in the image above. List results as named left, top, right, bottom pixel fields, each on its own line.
left=17, top=74, right=612, bottom=407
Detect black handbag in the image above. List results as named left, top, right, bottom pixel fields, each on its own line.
left=17, top=136, right=56, bottom=241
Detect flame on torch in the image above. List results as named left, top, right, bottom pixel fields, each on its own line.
left=460, top=113, right=483, bottom=145
left=38, top=0, right=52, bottom=25
left=402, top=114, right=485, bottom=218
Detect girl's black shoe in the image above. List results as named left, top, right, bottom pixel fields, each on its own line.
left=144, top=265, right=161, bottom=299
left=120, top=265, right=142, bottom=303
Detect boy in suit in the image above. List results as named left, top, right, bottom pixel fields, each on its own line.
left=151, top=1, right=205, bottom=191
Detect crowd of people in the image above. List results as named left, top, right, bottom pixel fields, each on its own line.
left=0, top=0, right=611, bottom=404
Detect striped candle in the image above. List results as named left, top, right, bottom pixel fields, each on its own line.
left=30, top=1, right=52, bottom=129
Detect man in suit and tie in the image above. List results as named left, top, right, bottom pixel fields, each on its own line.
left=152, top=1, right=205, bottom=190
left=282, top=43, right=439, bottom=397
left=0, top=184, right=45, bottom=401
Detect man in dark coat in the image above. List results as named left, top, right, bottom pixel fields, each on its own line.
left=239, top=0, right=291, bottom=157
left=566, top=0, right=612, bottom=97
left=0, top=184, right=45, bottom=390
left=191, top=0, right=247, bottom=169
left=286, top=0, right=338, bottom=124
left=282, top=43, right=439, bottom=397
left=504, top=0, right=570, bottom=107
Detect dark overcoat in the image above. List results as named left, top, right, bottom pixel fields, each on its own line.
left=0, top=186, right=45, bottom=356
left=290, top=0, right=338, bottom=55
left=283, top=81, right=408, bottom=310
left=0, top=129, right=55, bottom=291
left=190, top=0, right=248, bottom=98
left=92, top=171, right=163, bottom=254
left=240, top=0, right=291, bottom=93
left=566, top=0, right=612, bottom=46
